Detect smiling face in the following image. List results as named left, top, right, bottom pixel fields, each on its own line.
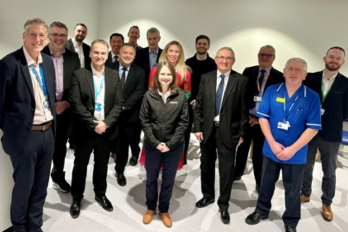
left=324, top=48, right=345, bottom=72
left=196, top=38, right=209, bottom=55
left=23, top=23, right=47, bottom=56
left=110, top=35, right=124, bottom=55
left=90, top=41, right=108, bottom=70
left=119, top=45, right=135, bottom=67
left=158, top=65, right=173, bottom=88
left=215, top=48, right=235, bottom=73
left=258, top=47, right=275, bottom=69
left=166, top=44, right=180, bottom=66
left=128, top=27, right=140, bottom=44
left=73, top=25, right=87, bottom=43
left=48, top=26, right=67, bottom=52
left=283, top=59, right=307, bottom=88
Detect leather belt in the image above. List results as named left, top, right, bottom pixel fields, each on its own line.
left=31, top=121, right=53, bottom=131
left=214, top=121, right=220, bottom=127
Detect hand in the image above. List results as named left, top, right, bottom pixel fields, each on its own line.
left=55, top=102, right=68, bottom=115
left=122, top=106, right=126, bottom=110
left=161, top=143, right=170, bottom=153
left=195, top=132, right=203, bottom=142
left=269, top=141, right=285, bottom=157
left=191, top=100, right=196, bottom=109
left=237, top=137, right=244, bottom=148
left=276, top=146, right=296, bottom=161
left=93, top=120, right=107, bottom=134
left=249, top=116, right=259, bottom=127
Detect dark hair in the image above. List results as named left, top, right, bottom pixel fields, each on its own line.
left=195, top=35, right=210, bottom=45
left=48, top=21, right=68, bottom=33
left=128, top=25, right=139, bottom=32
left=109, top=33, right=124, bottom=43
left=326, top=46, right=345, bottom=57
left=152, top=61, right=178, bottom=93
left=74, top=23, right=87, bottom=31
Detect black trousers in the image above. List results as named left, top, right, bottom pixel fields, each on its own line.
left=51, top=111, right=70, bottom=182
left=144, top=141, right=182, bottom=213
left=71, top=133, right=112, bottom=201
left=184, top=104, right=194, bottom=163
left=200, top=125, right=236, bottom=211
left=10, top=128, right=54, bottom=232
left=114, top=122, right=138, bottom=174
left=234, top=124, right=264, bottom=187
left=256, top=156, right=304, bottom=228
left=130, top=121, right=142, bottom=158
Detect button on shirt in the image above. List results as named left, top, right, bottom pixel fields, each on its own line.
left=256, top=83, right=321, bottom=164
left=23, top=47, right=54, bottom=124
left=91, top=65, right=106, bottom=120
left=214, top=70, right=231, bottom=122
left=49, top=46, right=64, bottom=101
left=149, top=48, right=159, bottom=69
left=72, top=38, right=85, bottom=68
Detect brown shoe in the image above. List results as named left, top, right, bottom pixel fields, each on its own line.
left=143, top=209, right=156, bottom=224
left=159, top=212, right=172, bottom=228
left=300, top=194, right=310, bottom=203
left=321, top=204, right=333, bottom=221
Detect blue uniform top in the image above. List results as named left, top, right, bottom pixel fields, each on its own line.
left=256, top=83, right=321, bottom=164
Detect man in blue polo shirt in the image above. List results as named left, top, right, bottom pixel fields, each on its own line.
left=245, top=58, right=321, bottom=232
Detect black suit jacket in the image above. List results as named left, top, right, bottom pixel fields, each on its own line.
left=304, top=71, right=348, bottom=142
left=194, top=70, right=249, bottom=148
left=134, top=47, right=162, bottom=90
left=242, top=65, right=284, bottom=110
left=69, top=67, right=123, bottom=141
left=65, top=39, right=91, bottom=70
left=106, top=62, right=145, bottom=123
left=0, top=47, right=57, bottom=155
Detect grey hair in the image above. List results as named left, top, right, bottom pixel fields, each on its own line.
left=48, top=21, right=68, bottom=33
left=216, top=47, right=235, bottom=58
left=91, top=39, right=110, bottom=50
left=285, top=58, right=308, bottom=72
left=146, top=27, right=160, bottom=37
left=23, top=18, right=48, bottom=33
left=259, top=45, right=276, bottom=55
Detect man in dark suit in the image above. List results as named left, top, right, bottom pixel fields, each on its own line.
left=42, top=21, right=80, bottom=193
left=107, top=43, right=145, bottom=185
left=194, top=47, right=249, bottom=224
left=106, top=33, right=124, bottom=66
left=0, top=18, right=56, bottom=232
left=127, top=25, right=143, bottom=51
left=65, top=23, right=91, bottom=70
left=234, top=45, right=284, bottom=192
left=134, top=27, right=162, bottom=91
left=69, top=39, right=123, bottom=218
left=301, top=46, right=348, bottom=222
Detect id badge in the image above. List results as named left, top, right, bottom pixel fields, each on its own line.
left=277, top=121, right=289, bottom=130
left=254, top=96, right=262, bottom=102
left=321, top=108, right=325, bottom=115
left=95, top=102, right=102, bottom=111
left=43, top=98, right=49, bottom=109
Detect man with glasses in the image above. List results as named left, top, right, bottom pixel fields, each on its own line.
left=42, top=21, right=80, bottom=193
left=234, top=45, right=284, bottom=193
left=194, top=47, right=248, bottom=224
left=66, top=23, right=91, bottom=70
left=0, top=18, right=56, bottom=232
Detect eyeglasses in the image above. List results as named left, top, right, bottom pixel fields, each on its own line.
left=258, top=53, right=274, bottom=59
left=27, top=33, right=47, bottom=40
left=50, top=33, right=67, bottom=38
left=216, top=56, right=234, bottom=61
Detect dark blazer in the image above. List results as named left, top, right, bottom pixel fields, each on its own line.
left=42, top=45, right=80, bottom=103
left=106, top=62, right=145, bottom=123
left=65, top=39, right=91, bottom=70
left=69, top=67, right=123, bottom=141
left=194, top=70, right=249, bottom=148
left=304, top=71, right=348, bottom=142
left=242, top=65, right=284, bottom=110
left=134, top=46, right=162, bottom=90
left=0, top=47, right=57, bottom=155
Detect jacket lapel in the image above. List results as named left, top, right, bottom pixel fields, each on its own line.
left=124, top=64, right=133, bottom=90
left=19, top=50, right=34, bottom=98
left=323, top=73, right=344, bottom=104
left=220, top=71, right=235, bottom=110
left=86, top=69, right=95, bottom=104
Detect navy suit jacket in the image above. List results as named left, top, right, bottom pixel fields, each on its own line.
left=304, top=71, right=348, bottom=142
left=0, top=47, right=57, bottom=155
left=65, top=39, right=91, bottom=70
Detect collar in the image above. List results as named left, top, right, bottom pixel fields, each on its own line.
left=195, top=53, right=208, bottom=61
left=72, top=38, right=82, bottom=48
left=258, top=66, right=272, bottom=73
left=148, top=47, right=159, bottom=54
left=119, top=63, right=130, bottom=72
left=217, top=70, right=231, bottom=79
left=48, top=45, right=65, bottom=58
left=276, top=83, right=307, bottom=98
left=23, top=46, right=43, bottom=67
left=91, top=65, right=105, bottom=78
left=322, top=71, right=338, bottom=81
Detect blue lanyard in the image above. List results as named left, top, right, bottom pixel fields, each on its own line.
left=93, top=75, right=105, bottom=100
left=30, top=64, right=47, bottom=97
left=284, top=95, right=299, bottom=121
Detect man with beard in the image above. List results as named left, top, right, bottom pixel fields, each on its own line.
left=185, top=35, right=216, bottom=163
left=66, top=23, right=91, bottom=69
left=301, top=46, right=348, bottom=222
left=42, top=21, right=80, bottom=193
left=106, top=33, right=124, bottom=65
left=127, top=26, right=142, bottom=51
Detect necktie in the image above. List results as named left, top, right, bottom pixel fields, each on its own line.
left=215, top=74, right=225, bottom=116
left=114, top=56, right=118, bottom=64
left=121, top=67, right=127, bottom=89
left=258, top=69, right=266, bottom=93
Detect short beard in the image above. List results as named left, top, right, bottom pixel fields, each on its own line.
left=325, top=63, right=341, bottom=72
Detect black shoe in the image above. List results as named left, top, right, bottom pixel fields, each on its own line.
left=95, top=195, right=113, bottom=212
left=234, top=176, right=242, bottom=181
left=219, top=209, right=230, bottom=224
left=245, top=211, right=268, bottom=225
left=195, top=197, right=214, bottom=208
left=129, top=156, right=138, bottom=166
left=285, top=225, right=297, bottom=232
left=70, top=200, right=81, bottom=219
left=53, top=179, right=71, bottom=193
left=116, top=173, right=127, bottom=186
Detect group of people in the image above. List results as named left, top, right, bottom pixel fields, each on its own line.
left=0, top=17, right=347, bottom=232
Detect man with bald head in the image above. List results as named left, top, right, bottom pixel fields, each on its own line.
left=194, top=47, right=249, bottom=224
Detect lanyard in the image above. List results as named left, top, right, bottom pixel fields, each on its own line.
left=30, top=64, right=47, bottom=97
left=257, top=71, right=270, bottom=94
left=321, top=81, right=333, bottom=103
left=284, top=95, right=299, bottom=121
left=93, top=75, right=105, bottom=100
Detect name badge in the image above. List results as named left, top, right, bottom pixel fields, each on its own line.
left=95, top=103, right=102, bottom=111
left=321, top=108, right=325, bottom=115
left=276, top=97, right=285, bottom=103
left=43, top=98, right=49, bottom=109
left=278, top=121, right=289, bottom=130
left=254, top=96, right=262, bottom=102
left=169, top=101, right=178, bottom=104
